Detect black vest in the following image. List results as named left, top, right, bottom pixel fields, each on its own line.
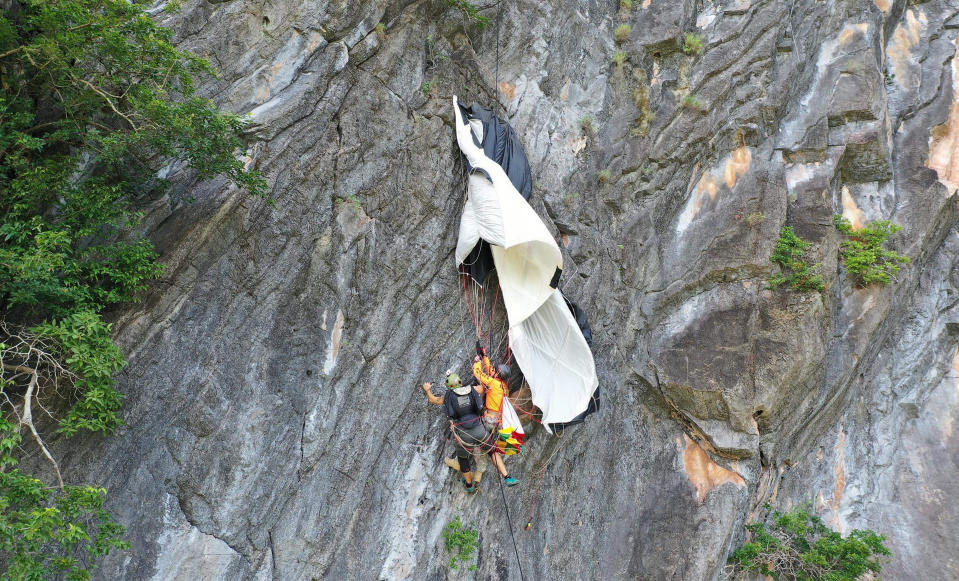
left=443, top=387, right=484, bottom=428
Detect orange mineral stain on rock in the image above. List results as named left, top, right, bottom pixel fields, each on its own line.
left=676, top=146, right=752, bottom=233
left=569, top=135, right=587, bottom=154
left=306, top=31, right=324, bottom=53
left=888, top=9, right=925, bottom=85
left=873, top=0, right=890, bottom=12
left=254, top=83, right=271, bottom=104
left=841, top=185, right=867, bottom=230
left=323, top=309, right=345, bottom=375
left=838, top=23, right=868, bottom=46
left=951, top=349, right=959, bottom=394
left=697, top=175, right=719, bottom=201
left=830, top=426, right=846, bottom=531
left=642, top=0, right=652, bottom=7
left=499, top=82, right=516, bottom=101
left=682, top=434, right=746, bottom=504
left=928, top=36, right=959, bottom=194
left=724, top=145, right=752, bottom=188
left=650, top=61, right=662, bottom=87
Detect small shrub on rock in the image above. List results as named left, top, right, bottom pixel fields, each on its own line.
left=442, top=516, right=479, bottom=570
left=833, top=215, right=910, bottom=287
left=682, top=93, right=707, bottom=111
left=728, top=506, right=891, bottom=581
left=769, top=227, right=824, bottom=291
left=445, top=0, right=490, bottom=29
left=579, top=116, right=596, bottom=135
left=683, top=32, right=705, bottom=55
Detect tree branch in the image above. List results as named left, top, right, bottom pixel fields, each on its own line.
left=1, top=361, right=65, bottom=489
left=21, top=367, right=65, bottom=490
left=75, top=77, right=138, bottom=129
left=0, top=46, right=23, bottom=60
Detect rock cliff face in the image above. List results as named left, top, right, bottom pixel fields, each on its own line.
left=46, top=0, right=959, bottom=579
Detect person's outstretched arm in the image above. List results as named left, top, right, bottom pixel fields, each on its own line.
left=421, top=382, right=444, bottom=405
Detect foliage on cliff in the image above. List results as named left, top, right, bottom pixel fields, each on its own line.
left=0, top=0, right=264, bottom=576
left=768, top=227, right=824, bottom=291
left=728, top=506, right=891, bottom=580
left=833, top=216, right=910, bottom=287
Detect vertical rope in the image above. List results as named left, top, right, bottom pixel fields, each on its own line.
left=499, top=473, right=526, bottom=581
left=493, top=0, right=503, bottom=114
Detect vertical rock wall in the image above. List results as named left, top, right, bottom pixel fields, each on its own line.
left=46, top=0, right=959, bottom=578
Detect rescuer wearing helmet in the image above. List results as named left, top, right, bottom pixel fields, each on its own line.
left=421, top=372, right=488, bottom=493
left=472, top=343, right=519, bottom=486
left=472, top=347, right=510, bottom=430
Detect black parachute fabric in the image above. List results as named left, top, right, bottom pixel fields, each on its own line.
left=458, top=102, right=533, bottom=201
left=547, top=387, right=600, bottom=433
left=456, top=101, right=534, bottom=285
left=562, top=293, right=594, bottom=346
left=459, top=239, right=496, bottom=286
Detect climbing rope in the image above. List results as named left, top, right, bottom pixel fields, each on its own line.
left=448, top=419, right=499, bottom=455
left=498, top=469, right=526, bottom=581
left=493, top=0, right=501, bottom=112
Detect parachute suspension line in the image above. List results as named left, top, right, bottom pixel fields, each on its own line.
left=460, top=273, right=484, bottom=341
left=493, top=0, right=503, bottom=115
left=511, top=403, right=543, bottom=425
left=472, top=279, right=488, bottom=346
left=448, top=420, right=499, bottom=454
left=487, top=282, right=500, bottom=353
left=498, top=470, right=526, bottom=581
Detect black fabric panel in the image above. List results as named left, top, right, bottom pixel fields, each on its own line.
left=455, top=102, right=536, bottom=279
left=546, top=386, right=600, bottom=433
left=506, top=366, right=524, bottom=395
left=459, top=240, right=495, bottom=285
left=549, top=267, right=562, bottom=289
left=561, top=292, right=594, bottom=346
left=457, top=101, right=534, bottom=201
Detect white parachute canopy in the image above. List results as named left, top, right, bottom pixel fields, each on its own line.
left=509, top=289, right=598, bottom=426
left=455, top=172, right=562, bottom=324
left=452, top=96, right=599, bottom=427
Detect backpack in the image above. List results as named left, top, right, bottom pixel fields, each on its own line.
left=444, top=386, right=484, bottom=427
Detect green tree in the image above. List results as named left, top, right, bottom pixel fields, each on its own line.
left=0, top=0, right=265, bottom=576
left=442, top=516, right=479, bottom=571
left=728, top=506, right=891, bottom=580
left=769, top=226, right=824, bottom=291
left=833, top=215, right=910, bottom=287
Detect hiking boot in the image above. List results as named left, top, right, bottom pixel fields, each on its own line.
left=504, top=476, right=519, bottom=487
left=464, top=484, right=479, bottom=494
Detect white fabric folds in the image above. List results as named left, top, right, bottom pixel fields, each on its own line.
left=508, top=289, right=599, bottom=426
left=452, top=96, right=599, bottom=427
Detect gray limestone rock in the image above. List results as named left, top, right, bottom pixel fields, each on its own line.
left=34, top=0, right=959, bottom=579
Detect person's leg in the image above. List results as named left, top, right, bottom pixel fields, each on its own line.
left=489, top=450, right=508, bottom=478
left=458, top=455, right=474, bottom=485
left=488, top=450, right=518, bottom=485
